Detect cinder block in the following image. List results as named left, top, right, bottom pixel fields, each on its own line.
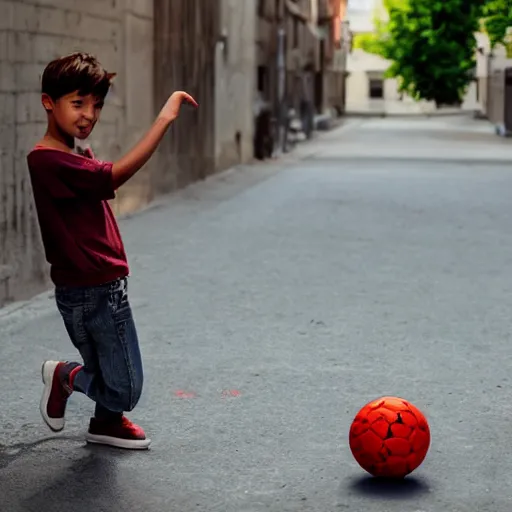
left=13, top=2, right=39, bottom=32
left=0, top=1, right=14, bottom=31
left=8, top=31, right=34, bottom=63
left=0, top=92, right=15, bottom=124
left=0, top=31, right=8, bottom=61
left=0, top=61, right=15, bottom=92
left=32, top=34, right=64, bottom=64
left=77, top=40, right=104, bottom=61
left=76, top=0, right=120, bottom=20
left=64, top=10, right=81, bottom=32
left=16, top=92, right=45, bottom=124
left=61, top=36, right=95, bottom=57
left=34, top=34, right=93, bottom=64
left=15, top=63, right=44, bottom=92
left=1, top=152, right=15, bottom=235
left=15, top=122, right=46, bottom=152
left=0, top=122, right=15, bottom=152
left=34, top=0, right=79, bottom=11
left=76, top=14, right=120, bottom=42
left=36, top=5, right=67, bottom=36
left=94, top=44, right=119, bottom=73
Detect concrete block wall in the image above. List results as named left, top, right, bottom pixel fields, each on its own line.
left=0, top=0, right=154, bottom=306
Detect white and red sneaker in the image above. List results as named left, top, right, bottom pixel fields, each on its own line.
left=40, top=360, right=80, bottom=432
left=86, top=416, right=151, bottom=450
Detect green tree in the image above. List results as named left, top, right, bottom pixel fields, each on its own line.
left=481, top=0, right=512, bottom=54
left=353, top=0, right=482, bottom=107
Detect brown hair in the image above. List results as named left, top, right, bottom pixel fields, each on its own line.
left=41, top=52, right=116, bottom=101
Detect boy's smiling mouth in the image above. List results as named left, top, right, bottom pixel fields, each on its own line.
left=77, top=124, right=92, bottom=136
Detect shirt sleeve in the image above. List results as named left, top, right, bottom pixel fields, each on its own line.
left=29, top=149, right=115, bottom=201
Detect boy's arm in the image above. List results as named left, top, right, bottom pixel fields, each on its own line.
left=111, top=116, right=171, bottom=189
left=112, top=91, right=197, bottom=189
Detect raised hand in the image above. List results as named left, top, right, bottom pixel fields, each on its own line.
left=159, top=91, right=198, bottom=122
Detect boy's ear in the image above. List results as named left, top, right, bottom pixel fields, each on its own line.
left=107, top=72, right=117, bottom=82
left=41, top=93, right=54, bottom=112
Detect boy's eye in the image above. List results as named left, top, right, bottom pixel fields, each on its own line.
left=95, top=102, right=104, bottom=109
left=72, top=100, right=83, bottom=106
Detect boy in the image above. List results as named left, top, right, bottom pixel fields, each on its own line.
left=27, top=52, right=197, bottom=450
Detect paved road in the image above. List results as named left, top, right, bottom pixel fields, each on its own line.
left=1, top=114, right=512, bottom=511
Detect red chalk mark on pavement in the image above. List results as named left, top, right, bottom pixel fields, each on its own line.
left=174, top=390, right=196, bottom=399
left=221, top=389, right=241, bottom=398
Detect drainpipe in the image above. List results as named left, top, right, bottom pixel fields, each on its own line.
left=277, top=26, right=287, bottom=152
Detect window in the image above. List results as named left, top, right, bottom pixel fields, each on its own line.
left=369, top=78, right=384, bottom=99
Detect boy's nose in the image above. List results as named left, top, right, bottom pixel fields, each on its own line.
left=83, top=107, right=96, bottom=121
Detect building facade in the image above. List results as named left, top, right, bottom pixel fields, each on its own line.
left=475, top=30, right=512, bottom=135
left=254, top=0, right=349, bottom=155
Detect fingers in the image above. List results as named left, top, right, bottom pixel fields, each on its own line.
left=182, top=93, right=198, bottom=107
left=174, top=91, right=198, bottom=107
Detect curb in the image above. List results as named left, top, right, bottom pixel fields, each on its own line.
left=344, top=109, right=475, bottom=119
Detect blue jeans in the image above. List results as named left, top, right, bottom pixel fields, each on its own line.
left=55, top=277, right=143, bottom=419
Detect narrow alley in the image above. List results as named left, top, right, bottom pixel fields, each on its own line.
left=1, top=115, right=512, bottom=512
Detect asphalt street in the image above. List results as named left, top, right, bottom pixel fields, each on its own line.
left=1, top=114, right=512, bottom=511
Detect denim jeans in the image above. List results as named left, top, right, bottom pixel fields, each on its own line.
left=55, top=277, right=143, bottom=419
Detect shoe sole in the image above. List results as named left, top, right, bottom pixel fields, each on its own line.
left=85, top=433, right=151, bottom=450
left=40, top=360, right=65, bottom=432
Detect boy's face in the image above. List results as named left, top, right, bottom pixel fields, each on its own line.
left=42, top=90, right=104, bottom=140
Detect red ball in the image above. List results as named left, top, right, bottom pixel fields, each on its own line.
left=349, top=396, right=430, bottom=478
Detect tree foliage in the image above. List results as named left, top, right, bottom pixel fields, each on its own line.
left=482, top=0, right=512, bottom=48
left=353, top=0, right=482, bottom=106
left=481, top=0, right=512, bottom=53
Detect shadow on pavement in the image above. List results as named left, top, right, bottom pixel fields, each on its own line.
left=0, top=435, right=84, bottom=469
left=344, top=474, right=431, bottom=499
left=0, top=436, right=146, bottom=512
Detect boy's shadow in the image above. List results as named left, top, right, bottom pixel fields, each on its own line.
left=344, top=474, right=431, bottom=500
left=0, top=436, right=145, bottom=512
